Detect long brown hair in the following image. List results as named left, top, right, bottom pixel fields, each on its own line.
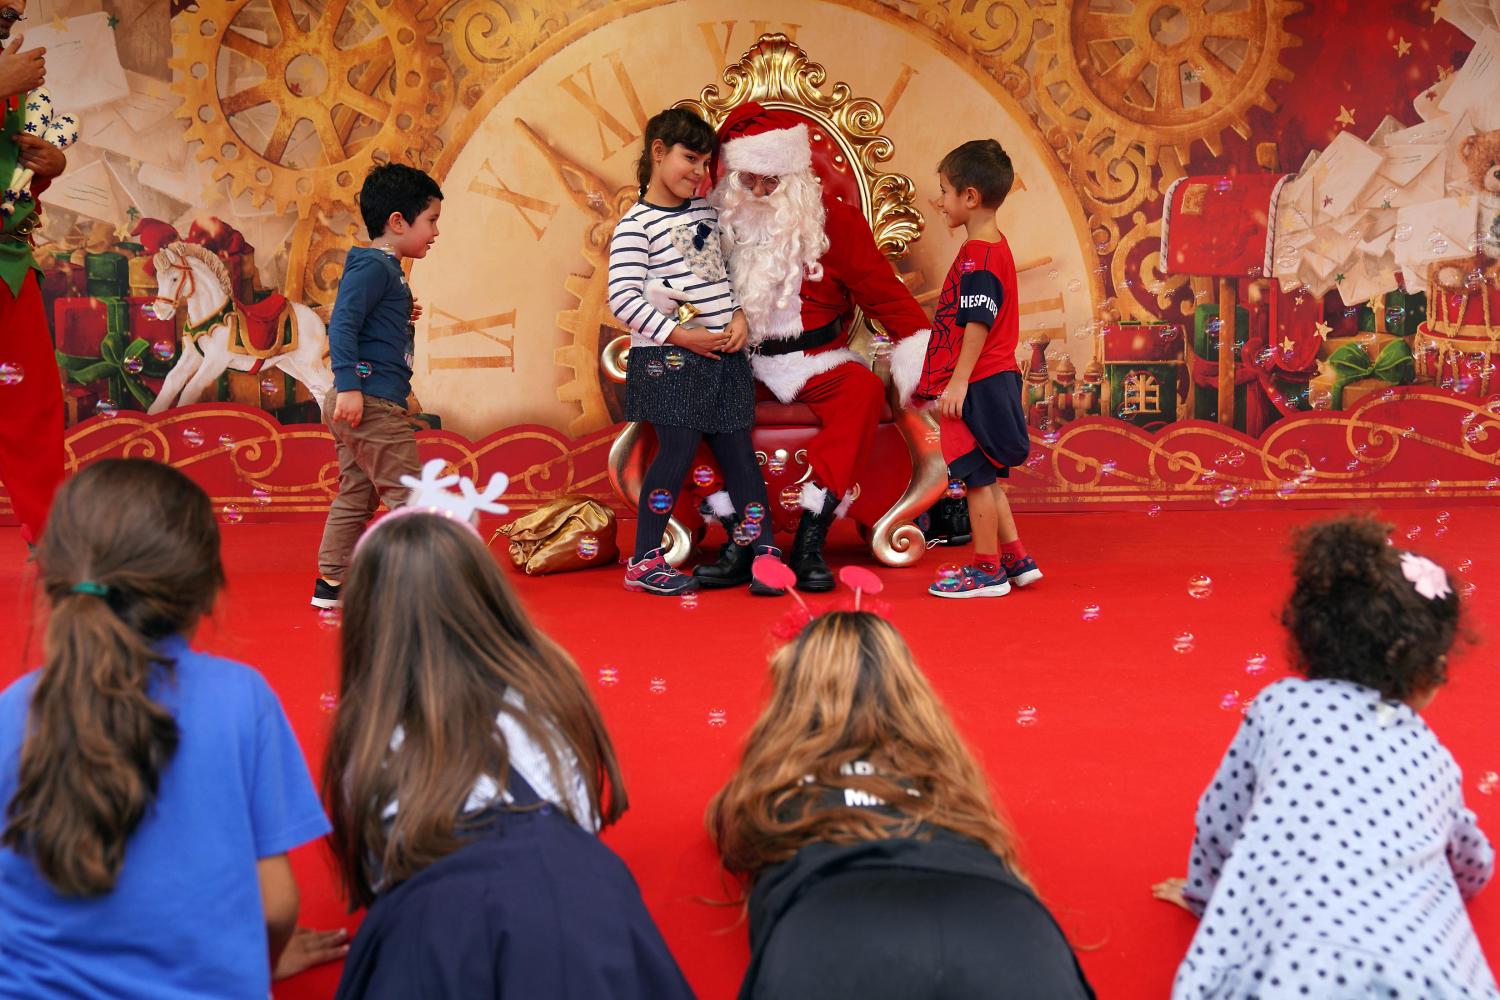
left=708, top=612, right=1025, bottom=884
left=323, top=513, right=627, bottom=908
left=3, top=459, right=223, bottom=896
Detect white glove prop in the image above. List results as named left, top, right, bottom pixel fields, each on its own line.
left=2, top=88, right=78, bottom=219
left=644, top=278, right=701, bottom=328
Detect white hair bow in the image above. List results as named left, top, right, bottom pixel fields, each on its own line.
left=1399, top=551, right=1451, bottom=601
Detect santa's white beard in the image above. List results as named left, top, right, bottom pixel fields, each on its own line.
left=712, top=171, right=829, bottom=341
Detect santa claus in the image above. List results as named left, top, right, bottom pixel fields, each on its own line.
left=704, top=102, right=930, bottom=591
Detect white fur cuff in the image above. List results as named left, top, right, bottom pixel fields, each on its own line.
left=799, top=482, right=828, bottom=514
left=705, top=490, right=735, bottom=519
left=750, top=348, right=861, bottom=404
left=722, top=124, right=812, bottom=177
left=890, top=329, right=931, bottom=408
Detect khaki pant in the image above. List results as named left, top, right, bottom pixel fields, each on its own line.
left=316, top=391, right=420, bottom=580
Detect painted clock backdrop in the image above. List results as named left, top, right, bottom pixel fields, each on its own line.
left=4, top=0, right=1499, bottom=522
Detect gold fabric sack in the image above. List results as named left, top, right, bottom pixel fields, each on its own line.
left=493, top=495, right=618, bottom=575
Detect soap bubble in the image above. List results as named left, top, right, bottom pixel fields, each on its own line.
left=649, top=676, right=667, bottom=695
left=123, top=356, right=143, bottom=375
left=95, top=398, right=119, bottom=419
left=1457, top=559, right=1473, bottom=574
left=1217, top=447, right=1246, bottom=468
left=1015, top=706, right=1039, bottom=728
left=692, top=465, right=715, bottom=487
left=151, top=340, right=175, bottom=361
left=1146, top=504, right=1162, bottom=518
left=1478, top=771, right=1498, bottom=795
left=1188, top=574, right=1213, bottom=599
left=1081, top=603, right=1101, bottom=622
left=217, top=432, right=235, bottom=448
left=679, top=592, right=699, bottom=611
left=182, top=426, right=204, bottom=447
left=664, top=351, right=686, bottom=372
left=1404, top=525, right=1422, bottom=542
left=1424, top=478, right=1442, bottom=495
left=767, top=453, right=787, bottom=476
left=1219, top=690, right=1242, bottom=711
left=945, top=479, right=967, bottom=500
left=1214, top=485, right=1239, bottom=508
left=1276, top=481, right=1299, bottom=499
left=597, top=666, right=619, bottom=687
left=356, top=361, right=372, bottom=378
left=743, top=501, right=766, bottom=522
left=1436, top=511, right=1451, bottom=525
left=319, top=691, right=339, bottom=713
left=645, top=358, right=665, bottom=377
left=576, top=534, right=600, bottom=560
left=646, top=489, right=673, bottom=514
left=934, top=563, right=963, bottom=593
left=778, top=485, right=803, bottom=511
left=252, top=486, right=271, bottom=507
left=317, top=607, right=341, bottom=630
left=732, top=520, right=761, bottom=546
left=1173, top=631, right=1196, bottom=653
left=220, top=503, right=242, bottom=525
left=260, top=376, right=279, bottom=395
left=707, top=707, right=726, bottom=727
left=1245, top=652, right=1268, bottom=675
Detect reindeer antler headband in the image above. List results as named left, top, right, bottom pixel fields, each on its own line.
left=355, top=459, right=509, bottom=552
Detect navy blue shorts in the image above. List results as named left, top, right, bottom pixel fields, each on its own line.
left=942, top=371, right=1030, bottom=488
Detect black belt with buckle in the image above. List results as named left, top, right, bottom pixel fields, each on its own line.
left=752, top=319, right=841, bottom=357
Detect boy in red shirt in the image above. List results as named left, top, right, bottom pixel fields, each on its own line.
left=916, top=140, right=1041, bottom=598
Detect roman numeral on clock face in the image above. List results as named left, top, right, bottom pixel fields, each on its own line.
left=426, top=307, right=518, bottom=372
left=557, top=52, right=649, bottom=160
left=469, top=160, right=560, bottom=241
left=696, top=20, right=803, bottom=71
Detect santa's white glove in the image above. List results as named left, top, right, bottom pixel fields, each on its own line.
left=644, top=279, right=699, bottom=326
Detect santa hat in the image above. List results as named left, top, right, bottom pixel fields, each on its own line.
left=714, top=101, right=812, bottom=181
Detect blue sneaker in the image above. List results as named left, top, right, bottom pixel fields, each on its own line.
left=929, top=565, right=1012, bottom=599
left=1003, top=555, right=1043, bottom=588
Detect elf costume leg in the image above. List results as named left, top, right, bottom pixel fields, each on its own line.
left=0, top=271, right=65, bottom=544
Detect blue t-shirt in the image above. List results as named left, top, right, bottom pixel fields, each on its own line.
left=328, top=245, right=415, bottom=405
left=0, top=636, right=330, bottom=999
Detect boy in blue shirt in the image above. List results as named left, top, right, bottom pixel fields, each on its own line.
left=312, top=164, right=442, bottom=608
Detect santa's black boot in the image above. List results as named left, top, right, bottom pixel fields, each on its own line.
left=693, top=517, right=755, bottom=589
left=789, top=495, right=837, bottom=592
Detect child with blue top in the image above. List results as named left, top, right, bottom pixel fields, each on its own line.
left=313, top=162, right=442, bottom=610
left=0, top=459, right=330, bottom=999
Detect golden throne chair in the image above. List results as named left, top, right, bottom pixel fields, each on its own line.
left=604, top=34, right=947, bottom=567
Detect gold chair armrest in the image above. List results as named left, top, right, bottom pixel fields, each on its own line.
left=602, top=334, right=630, bottom=385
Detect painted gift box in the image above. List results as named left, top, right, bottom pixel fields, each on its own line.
left=1308, top=339, right=1416, bottom=409
left=84, top=250, right=130, bottom=298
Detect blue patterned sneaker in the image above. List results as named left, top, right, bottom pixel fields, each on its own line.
left=624, top=548, right=700, bottom=596
left=1003, top=554, right=1044, bottom=588
left=929, top=565, right=1012, bottom=599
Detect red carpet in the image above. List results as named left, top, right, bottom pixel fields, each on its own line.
left=2, top=505, right=1497, bottom=998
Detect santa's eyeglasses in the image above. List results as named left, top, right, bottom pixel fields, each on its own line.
left=736, top=171, right=781, bottom=194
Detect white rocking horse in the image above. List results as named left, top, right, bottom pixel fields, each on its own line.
left=147, top=242, right=332, bottom=413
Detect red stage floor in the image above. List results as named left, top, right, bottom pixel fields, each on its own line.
left=2, top=506, right=1497, bottom=998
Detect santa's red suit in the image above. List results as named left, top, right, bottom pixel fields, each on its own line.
left=711, top=103, right=930, bottom=588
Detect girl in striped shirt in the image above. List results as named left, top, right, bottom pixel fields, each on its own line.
left=609, top=108, right=781, bottom=597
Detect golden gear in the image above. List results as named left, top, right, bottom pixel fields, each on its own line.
left=1035, top=0, right=1301, bottom=166
left=440, top=0, right=597, bottom=109
left=911, top=0, right=1037, bottom=86
left=284, top=211, right=364, bottom=321
left=169, top=0, right=451, bottom=218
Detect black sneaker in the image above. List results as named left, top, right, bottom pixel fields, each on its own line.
left=311, top=577, right=342, bottom=609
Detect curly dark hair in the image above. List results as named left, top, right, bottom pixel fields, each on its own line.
left=1282, top=515, right=1459, bottom=701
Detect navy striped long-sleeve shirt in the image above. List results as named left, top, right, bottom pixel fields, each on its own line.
left=607, top=198, right=738, bottom=347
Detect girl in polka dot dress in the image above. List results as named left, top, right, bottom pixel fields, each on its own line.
left=1153, top=516, right=1496, bottom=999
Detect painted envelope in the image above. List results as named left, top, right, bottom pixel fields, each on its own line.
left=20, top=13, right=129, bottom=112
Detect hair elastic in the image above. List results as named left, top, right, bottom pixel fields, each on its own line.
left=1399, top=551, right=1451, bottom=601
left=71, top=581, right=110, bottom=597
